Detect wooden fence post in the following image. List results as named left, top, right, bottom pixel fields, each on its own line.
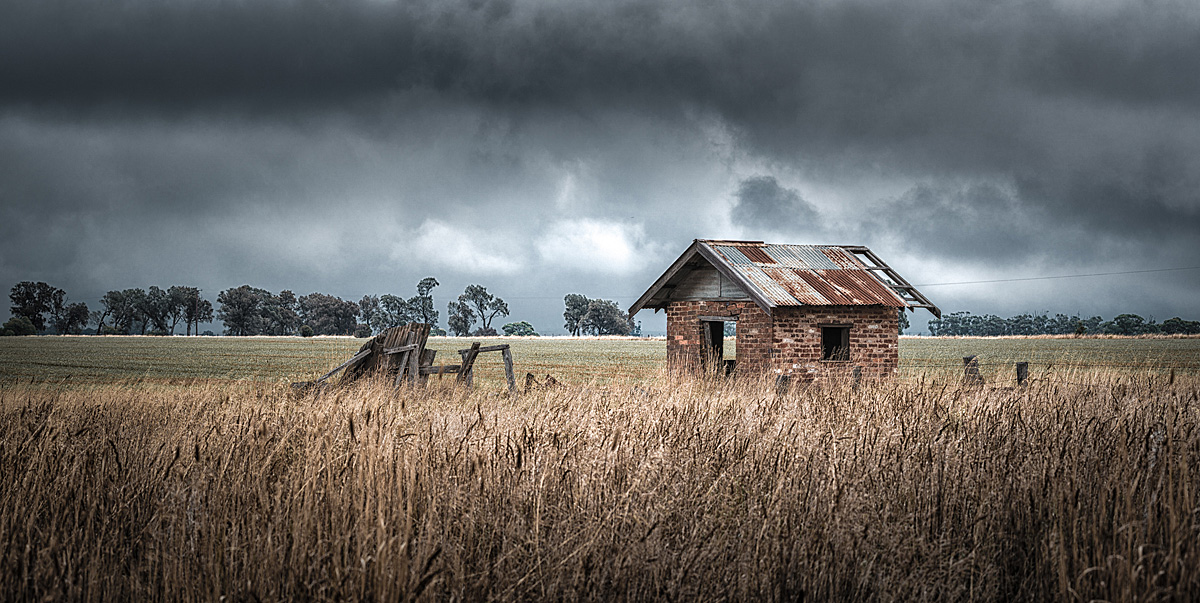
left=501, top=346, right=516, bottom=394
left=963, top=355, right=983, bottom=386
left=1016, top=362, right=1029, bottom=386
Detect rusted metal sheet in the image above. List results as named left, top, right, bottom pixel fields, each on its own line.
left=739, top=246, right=777, bottom=264
left=738, top=264, right=802, bottom=306
left=712, top=245, right=754, bottom=265
left=766, top=245, right=841, bottom=269
left=820, top=270, right=907, bottom=307
left=819, top=247, right=863, bottom=269
left=700, top=240, right=908, bottom=308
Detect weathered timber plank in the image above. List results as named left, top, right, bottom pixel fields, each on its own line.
left=316, top=349, right=372, bottom=383
left=458, top=342, right=481, bottom=386
left=419, top=365, right=461, bottom=375
left=393, top=349, right=412, bottom=386
left=455, top=344, right=510, bottom=354
left=418, top=349, right=437, bottom=383
left=382, top=344, right=418, bottom=355
left=392, top=331, right=415, bottom=384
left=407, top=323, right=430, bottom=384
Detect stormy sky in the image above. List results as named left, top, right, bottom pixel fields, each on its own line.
left=2, top=0, right=1198, bottom=334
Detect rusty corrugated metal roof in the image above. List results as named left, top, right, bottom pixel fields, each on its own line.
left=627, top=239, right=941, bottom=317
left=704, top=241, right=908, bottom=308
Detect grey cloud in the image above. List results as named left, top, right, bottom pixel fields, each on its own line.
left=859, top=182, right=1042, bottom=262
left=730, top=176, right=821, bottom=234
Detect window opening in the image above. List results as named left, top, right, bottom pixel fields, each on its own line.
left=821, top=325, right=850, bottom=361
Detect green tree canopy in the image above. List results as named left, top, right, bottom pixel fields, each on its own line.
left=217, top=285, right=267, bottom=336
left=502, top=321, right=538, bottom=336
left=9, top=281, right=65, bottom=333
left=409, top=277, right=440, bottom=327
left=580, top=299, right=633, bottom=336
left=178, top=287, right=213, bottom=336
left=446, top=300, right=475, bottom=336
left=563, top=293, right=589, bottom=336
left=460, top=285, right=508, bottom=335
left=298, top=292, right=359, bottom=336
left=374, top=294, right=412, bottom=333
left=2, top=315, right=37, bottom=336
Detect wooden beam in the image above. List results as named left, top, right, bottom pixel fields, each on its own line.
left=393, top=351, right=411, bottom=386
left=406, top=323, right=430, bottom=384
left=628, top=240, right=704, bottom=316
left=393, top=331, right=414, bottom=386
left=698, top=315, right=737, bottom=322
left=382, top=344, right=417, bottom=355
left=455, top=344, right=510, bottom=354
left=458, top=342, right=481, bottom=386
left=419, top=365, right=461, bottom=375
left=315, top=348, right=372, bottom=383
left=694, top=242, right=775, bottom=315
left=417, top=348, right=437, bottom=383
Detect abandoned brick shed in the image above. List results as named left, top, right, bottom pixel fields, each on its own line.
left=629, top=240, right=941, bottom=381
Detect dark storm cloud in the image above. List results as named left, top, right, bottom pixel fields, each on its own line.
left=8, top=0, right=1195, bottom=117
left=730, top=176, right=821, bottom=234
left=2, top=0, right=1200, bottom=331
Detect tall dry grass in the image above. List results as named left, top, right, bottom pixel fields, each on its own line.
left=1, top=372, right=1197, bottom=601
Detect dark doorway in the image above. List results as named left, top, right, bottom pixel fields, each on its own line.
left=821, top=325, right=850, bottom=360
left=701, top=317, right=738, bottom=374
left=702, top=320, right=724, bottom=367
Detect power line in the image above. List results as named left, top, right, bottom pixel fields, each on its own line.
left=914, top=266, right=1200, bottom=287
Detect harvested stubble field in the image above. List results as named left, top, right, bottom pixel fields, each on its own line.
left=1, top=336, right=1199, bottom=600
left=0, top=336, right=667, bottom=388
left=1, top=335, right=1198, bottom=388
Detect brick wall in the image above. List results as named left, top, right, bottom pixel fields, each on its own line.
left=734, top=303, right=772, bottom=374
left=665, top=302, right=899, bottom=381
left=770, top=306, right=899, bottom=381
left=665, top=300, right=763, bottom=370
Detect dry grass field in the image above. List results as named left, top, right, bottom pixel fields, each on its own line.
left=1, top=336, right=1199, bottom=600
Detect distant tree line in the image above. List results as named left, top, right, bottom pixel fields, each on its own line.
left=11, top=280, right=1199, bottom=339
left=4, top=278, right=546, bottom=337
left=217, top=278, right=449, bottom=337
left=926, top=311, right=1200, bottom=336
left=4, top=281, right=90, bottom=335
left=4, top=281, right=214, bottom=336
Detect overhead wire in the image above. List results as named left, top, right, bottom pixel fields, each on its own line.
left=913, top=266, right=1200, bottom=287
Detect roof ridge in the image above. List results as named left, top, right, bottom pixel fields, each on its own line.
left=697, top=239, right=765, bottom=245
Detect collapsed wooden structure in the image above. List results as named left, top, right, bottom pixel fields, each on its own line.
left=294, top=323, right=517, bottom=392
